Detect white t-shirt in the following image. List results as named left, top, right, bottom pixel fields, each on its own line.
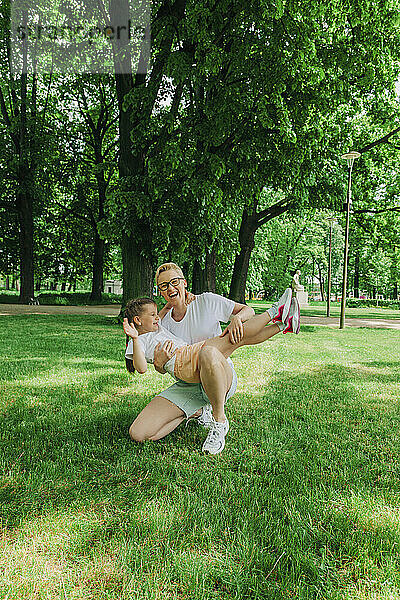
left=126, top=293, right=237, bottom=379
left=161, top=292, right=236, bottom=343
left=125, top=324, right=186, bottom=377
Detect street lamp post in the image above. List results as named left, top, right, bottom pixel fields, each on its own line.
left=339, top=151, right=361, bottom=329
left=326, top=217, right=336, bottom=318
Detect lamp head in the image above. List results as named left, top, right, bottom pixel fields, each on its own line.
left=341, top=151, right=361, bottom=168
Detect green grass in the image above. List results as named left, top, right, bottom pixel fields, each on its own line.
left=250, top=300, right=400, bottom=321
left=1, top=315, right=400, bottom=599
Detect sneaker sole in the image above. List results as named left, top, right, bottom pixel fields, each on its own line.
left=281, top=288, right=293, bottom=323
left=203, top=442, right=225, bottom=455
left=272, top=288, right=292, bottom=323
left=292, top=298, right=300, bottom=333
left=283, top=298, right=300, bottom=334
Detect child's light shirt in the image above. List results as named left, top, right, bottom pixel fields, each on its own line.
left=125, top=324, right=186, bottom=378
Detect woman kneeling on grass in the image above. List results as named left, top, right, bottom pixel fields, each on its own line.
left=124, top=293, right=299, bottom=454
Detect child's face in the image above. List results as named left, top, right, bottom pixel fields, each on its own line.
left=135, top=304, right=159, bottom=333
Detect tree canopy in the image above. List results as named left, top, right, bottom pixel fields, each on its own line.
left=0, top=0, right=399, bottom=302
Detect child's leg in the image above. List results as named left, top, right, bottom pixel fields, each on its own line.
left=204, top=318, right=282, bottom=359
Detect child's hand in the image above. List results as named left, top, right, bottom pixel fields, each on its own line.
left=185, top=292, right=196, bottom=305
left=123, top=317, right=139, bottom=339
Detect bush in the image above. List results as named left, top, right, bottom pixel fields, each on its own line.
left=346, top=298, right=400, bottom=309
left=0, top=292, right=122, bottom=306
left=37, top=292, right=123, bottom=305
left=0, top=292, right=19, bottom=304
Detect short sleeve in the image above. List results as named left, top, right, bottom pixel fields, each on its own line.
left=125, top=339, right=133, bottom=360
left=201, top=292, right=235, bottom=323
left=125, top=337, right=145, bottom=360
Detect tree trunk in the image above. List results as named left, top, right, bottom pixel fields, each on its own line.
left=115, top=69, right=154, bottom=308
left=192, top=245, right=216, bottom=294
left=192, top=259, right=206, bottom=294
left=35, top=279, right=40, bottom=292
left=354, top=250, right=360, bottom=298
left=318, top=263, right=325, bottom=301
left=121, top=233, right=153, bottom=306
left=16, top=191, right=34, bottom=303
left=90, top=233, right=105, bottom=302
left=394, top=282, right=398, bottom=300
left=229, top=208, right=256, bottom=303
left=182, top=261, right=190, bottom=287
left=228, top=194, right=292, bottom=303
left=229, top=243, right=255, bottom=303
left=205, top=244, right=216, bottom=292
left=5, top=276, right=10, bottom=290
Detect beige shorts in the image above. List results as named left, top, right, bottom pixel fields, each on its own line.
left=173, top=341, right=206, bottom=383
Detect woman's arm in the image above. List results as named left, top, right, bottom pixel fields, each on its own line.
left=220, top=302, right=255, bottom=344
left=158, top=302, right=172, bottom=321
left=232, top=302, right=255, bottom=321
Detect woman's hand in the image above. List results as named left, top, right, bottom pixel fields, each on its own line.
left=123, top=318, right=138, bottom=339
left=220, top=314, right=244, bottom=344
left=153, top=340, right=175, bottom=373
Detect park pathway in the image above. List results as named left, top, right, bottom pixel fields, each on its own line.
left=1, top=303, right=399, bottom=329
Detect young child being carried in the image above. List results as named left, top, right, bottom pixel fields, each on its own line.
left=124, top=290, right=300, bottom=383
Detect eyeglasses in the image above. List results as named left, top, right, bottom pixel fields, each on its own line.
left=158, top=277, right=184, bottom=292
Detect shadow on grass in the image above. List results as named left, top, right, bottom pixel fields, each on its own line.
left=1, top=342, right=400, bottom=596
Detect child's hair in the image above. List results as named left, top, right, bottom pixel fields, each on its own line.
left=155, top=262, right=192, bottom=304
left=124, top=297, right=157, bottom=374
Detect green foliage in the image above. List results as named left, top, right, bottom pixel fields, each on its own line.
left=1, top=0, right=400, bottom=302
left=107, top=0, right=400, bottom=285
left=347, top=298, right=400, bottom=309
left=0, top=292, right=19, bottom=304
left=246, top=210, right=344, bottom=298
left=35, top=291, right=122, bottom=305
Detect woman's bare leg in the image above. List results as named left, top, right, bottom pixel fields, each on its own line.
left=198, top=346, right=232, bottom=423
left=129, top=396, right=186, bottom=441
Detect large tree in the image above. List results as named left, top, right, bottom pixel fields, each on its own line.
left=52, top=74, right=119, bottom=301
left=106, top=0, right=400, bottom=304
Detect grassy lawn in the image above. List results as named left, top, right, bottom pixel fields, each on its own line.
left=250, top=300, right=400, bottom=321
left=1, top=315, right=400, bottom=599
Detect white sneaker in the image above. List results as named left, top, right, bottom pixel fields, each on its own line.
left=202, top=418, right=229, bottom=455
left=268, top=288, right=292, bottom=324
left=196, top=404, right=213, bottom=429
left=283, top=297, right=300, bottom=334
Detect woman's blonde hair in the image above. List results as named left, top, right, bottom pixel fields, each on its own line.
left=155, top=262, right=185, bottom=283
left=155, top=262, right=194, bottom=305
